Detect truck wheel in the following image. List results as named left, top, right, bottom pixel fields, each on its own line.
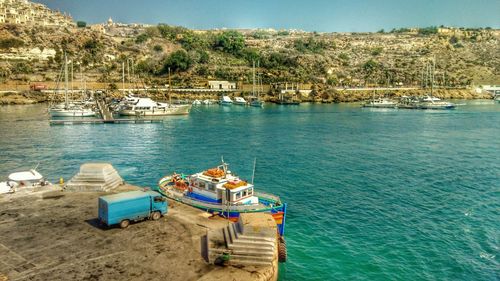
left=278, top=239, right=287, bottom=263
left=119, top=219, right=130, bottom=228
left=151, top=211, right=161, bottom=221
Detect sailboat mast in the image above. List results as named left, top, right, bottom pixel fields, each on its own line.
left=64, top=54, right=68, bottom=108
left=168, top=67, right=172, bottom=105
left=252, top=60, right=256, bottom=97
left=431, top=59, right=435, bottom=97
left=122, top=61, right=125, bottom=95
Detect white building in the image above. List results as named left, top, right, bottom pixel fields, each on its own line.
left=208, top=80, right=237, bottom=90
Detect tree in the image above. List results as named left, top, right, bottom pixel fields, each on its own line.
left=162, top=50, right=193, bottom=73
left=213, top=30, right=245, bottom=55
left=77, top=21, right=87, bottom=28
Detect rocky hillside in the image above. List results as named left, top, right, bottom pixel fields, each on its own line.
left=0, top=23, right=499, bottom=92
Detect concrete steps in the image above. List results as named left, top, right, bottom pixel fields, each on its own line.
left=206, top=215, right=277, bottom=267
left=66, top=163, right=123, bottom=192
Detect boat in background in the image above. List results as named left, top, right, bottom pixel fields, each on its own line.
left=220, top=96, right=233, bottom=105
left=49, top=54, right=96, bottom=117
left=249, top=61, right=265, bottom=107
left=118, top=97, right=190, bottom=116
left=192, top=100, right=202, bottom=105
left=494, top=94, right=500, bottom=103
left=157, top=160, right=287, bottom=238
left=363, top=92, right=397, bottom=108
left=233, top=97, right=247, bottom=105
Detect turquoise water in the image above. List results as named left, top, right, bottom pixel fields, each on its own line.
left=1, top=102, right=499, bottom=280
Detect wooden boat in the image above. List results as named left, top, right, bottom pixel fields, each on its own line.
left=157, top=161, right=287, bottom=237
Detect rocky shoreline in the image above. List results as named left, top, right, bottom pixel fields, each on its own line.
left=0, top=88, right=493, bottom=106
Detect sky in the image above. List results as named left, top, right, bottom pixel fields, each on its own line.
left=35, top=0, right=500, bottom=32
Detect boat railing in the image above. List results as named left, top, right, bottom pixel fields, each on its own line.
left=254, top=191, right=281, bottom=203
left=164, top=190, right=281, bottom=212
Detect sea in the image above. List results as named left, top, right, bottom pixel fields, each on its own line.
left=0, top=101, right=499, bottom=281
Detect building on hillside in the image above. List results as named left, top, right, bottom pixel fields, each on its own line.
left=0, top=0, right=74, bottom=27
left=208, top=80, right=237, bottom=90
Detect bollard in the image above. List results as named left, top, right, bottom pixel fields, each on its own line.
left=59, top=177, right=64, bottom=185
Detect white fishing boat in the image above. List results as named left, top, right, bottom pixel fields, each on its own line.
left=49, top=54, right=96, bottom=117
left=220, top=96, right=233, bottom=105
left=0, top=168, right=51, bottom=194
left=118, top=97, right=190, bottom=116
left=233, top=97, right=247, bottom=105
left=192, top=100, right=202, bottom=105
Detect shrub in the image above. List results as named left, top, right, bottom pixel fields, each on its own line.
left=0, top=38, right=24, bottom=49
left=153, top=45, right=163, bottom=52
left=77, top=21, right=87, bottom=28
left=418, top=26, right=438, bottom=35
left=371, top=47, right=383, bottom=56
left=135, top=33, right=150, bottom=44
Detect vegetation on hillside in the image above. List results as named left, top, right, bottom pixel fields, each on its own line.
left=0, top=23, right=498, bottom=89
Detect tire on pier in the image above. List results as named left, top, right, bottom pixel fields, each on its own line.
left=278, top=237, right=287, bottom=263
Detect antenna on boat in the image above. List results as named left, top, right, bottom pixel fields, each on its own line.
left=251, top=157, right=257, bottom=184
left=33, top=162, right=40, bottom=171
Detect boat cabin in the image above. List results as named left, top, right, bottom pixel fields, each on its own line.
left=188, top=166, right=259, bottom=206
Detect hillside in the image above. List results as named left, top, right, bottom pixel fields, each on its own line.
left=0, top=22, right=499, bottom=96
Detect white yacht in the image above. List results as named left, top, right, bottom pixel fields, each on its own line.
left=118, top=97, right=190, bottom=116
left=233, top=97, right=247, bottom=105
left=220, top=96, right=233, bottom=105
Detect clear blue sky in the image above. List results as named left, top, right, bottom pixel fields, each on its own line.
left=35, top=0, right=500, bottom=32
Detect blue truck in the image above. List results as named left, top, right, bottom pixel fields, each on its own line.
left=98, top=190, right=168, bottom=228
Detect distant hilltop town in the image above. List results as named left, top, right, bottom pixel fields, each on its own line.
left=0, top=0, right=74, bottom=27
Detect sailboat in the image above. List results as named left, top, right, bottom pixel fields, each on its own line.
left=249, top=61, right=265, bottom=107
left=49, top=54, right=96, bottom=117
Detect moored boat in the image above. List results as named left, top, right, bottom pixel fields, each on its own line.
left=363, top=98, right=397, bottom=108
left=157, top=161, right=287, bottom=237
left=220, top=96, right=233, bottom=105
left=233, top=97, right=247, bottom=105
left=118, top=97, right=190, bottom=116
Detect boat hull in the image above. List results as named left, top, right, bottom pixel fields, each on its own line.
left=49, top=110, right=95, bottom=117
left=157, top=177, right=287, bottom=237
left=119, top=105, right=191, bottom=116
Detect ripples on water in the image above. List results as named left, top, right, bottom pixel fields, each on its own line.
left=1, top=102, right=499, bottom=280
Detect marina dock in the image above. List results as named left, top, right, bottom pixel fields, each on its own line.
left=49, top=118, right=164, bottom=125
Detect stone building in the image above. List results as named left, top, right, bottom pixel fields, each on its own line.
left=0, top=0, right=74, bottom=27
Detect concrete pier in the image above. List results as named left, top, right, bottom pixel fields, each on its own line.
left=205, top=213, right=278, bottom=267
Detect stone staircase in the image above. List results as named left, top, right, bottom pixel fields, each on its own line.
left=65, top=163, right=123, bottom=192
left=205, top=213, right=277, bottom=267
